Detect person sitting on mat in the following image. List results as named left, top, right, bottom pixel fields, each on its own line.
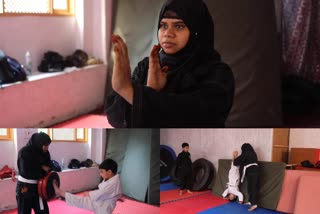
left=53, top=159, right=122, bottom=214
left=176, top=142, right=193, bottom=195
left=234, top=143, right=259, bottom=212
left=222, top=151, right=243, bottom=203
left=16, top=132, right=53, bottom=214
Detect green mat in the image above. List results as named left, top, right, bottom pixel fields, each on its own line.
left=212, top=159, right=286, bottom=210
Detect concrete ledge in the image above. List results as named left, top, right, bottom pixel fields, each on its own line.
left=0, top=65, right=107, bottom=127
left=0, top=167, right=100, bottom=212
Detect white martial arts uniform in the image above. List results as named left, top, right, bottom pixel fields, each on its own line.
left=222, top=161, right=244, bottom=202
left=65, top=174, right=122, bottom=214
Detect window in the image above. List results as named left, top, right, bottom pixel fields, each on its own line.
left=0, top=128, right=13, bottom=140
left=0, top=0, right=74, bottom=16
left=38, top=128, right=87, bottom=143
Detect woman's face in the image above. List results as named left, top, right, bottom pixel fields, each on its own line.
left=158, top=18, right=190, bottom=54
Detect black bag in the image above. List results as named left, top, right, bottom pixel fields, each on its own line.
left=301, top=160, right=314, bottom=168
left=68, top=159, right=81, bottom=169
left=0, top=56, right=27, bottom=84
left=80, top=159, right=93, bottom=168
left=51, top=160, right=62, bottom=172
left=315, top=161, right=320, bottom=168
left=38, top=51, right=65, bottom=73
left=65, top=49, right=88, bottom=68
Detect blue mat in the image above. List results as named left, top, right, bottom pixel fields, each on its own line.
left=160, top=182, right=179, bottom=192
left=198, top=202, right=284, bottom=214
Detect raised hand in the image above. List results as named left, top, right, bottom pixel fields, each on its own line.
left=233, top=151, right=238, bottom=159
left=111, top=34, right=133, bottom=104
left=147, top=44, right=169, bottom=91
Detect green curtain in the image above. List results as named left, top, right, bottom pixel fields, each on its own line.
left=105, top=129, right=159, bottom=205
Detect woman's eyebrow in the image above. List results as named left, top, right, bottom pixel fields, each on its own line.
left=160, top=20, right=186, bottom=25
left=173, top=21, right=186, bottom=25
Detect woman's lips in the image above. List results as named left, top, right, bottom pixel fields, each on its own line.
left=162, top=42, right=175, bottom=48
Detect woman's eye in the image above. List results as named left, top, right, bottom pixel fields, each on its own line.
left=175, top=25, right=185, bottom=30
left=160, top=23, right=168, bottom=29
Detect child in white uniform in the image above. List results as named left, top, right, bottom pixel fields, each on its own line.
left=53, top=159, right=122, bottom=214
left=222, top=151, right=243, bottom=203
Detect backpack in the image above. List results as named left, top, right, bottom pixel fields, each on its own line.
left=301, top=160, right=314, bottom=168
left=315, top=161, right=320, bottom=168
left=51, top=160, right=62, bottom=172
left=0, top=56, right=27, bottom=85
left=0, top=165, right=16, bottom=181
left=68, top=159, right=81, bottom=169
left=38, top=51, right=65, bottom=73
left=80, top=159, right=93, bottom=168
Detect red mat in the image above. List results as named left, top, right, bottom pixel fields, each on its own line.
left=52, top=114, right=113, bottom=128
left=160, top=189, right=212, bottom=204
left=2, top=195, right=158, bottom=214
left=160, top=192, right=228, bottom=214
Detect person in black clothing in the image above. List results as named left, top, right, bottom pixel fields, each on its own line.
left=233, top=143, right=259, bottom=212
left=176, top=142, right=193, bottom=195
left=16, top=132, right=52, bottom=214
left=105, top=0, right=235, bottom=128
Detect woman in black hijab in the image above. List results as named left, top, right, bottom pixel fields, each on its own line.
left=16, top=132, right=52, bottom=214
left=105, top=0, right=234, bottom=128
left=234, top=143, right=259, bottom=211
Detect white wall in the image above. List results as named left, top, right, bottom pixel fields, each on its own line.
left=0, top=16, right=80, bottom=74
left=0, top=128, right=106, bottom=172
left=0, top=128, right=106, bottom=212
left=160, top=129, right=274, bottom=168
left=0, top=167, right=101, bottom=212
left=90, top=128, right=107, bottom=164
left=0, top=0, right=112, bottom=126
left=0, top=0, right=109, bottom=75
left=289, top=129, right=320, bottom=149
left=0, top=139, right=15, bottom=171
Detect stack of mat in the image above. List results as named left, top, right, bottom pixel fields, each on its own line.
left=212, top=159, right=286, bottom=210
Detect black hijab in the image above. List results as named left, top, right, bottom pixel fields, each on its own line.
left=27, top=132, right=51, bottom=154
left=241, top=143, right=255, bottom=153
left=157, top=0, right=222, bottom=94
left=18, top=132, right=52, bottom=179
left=240, top=143, right=258, bottom=162
left=158, top=0, right=219, bottom=73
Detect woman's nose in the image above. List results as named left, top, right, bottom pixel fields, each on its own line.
left=164, top=27, right=175, bottom=37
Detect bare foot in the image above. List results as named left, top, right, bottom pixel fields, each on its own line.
left=187, top=190, right=193, bottom=194
left=179, top=190, right=183, bottom=196
left=53, top=180, right=60, bottom=197
left=248, top=205, right=258, bottom=211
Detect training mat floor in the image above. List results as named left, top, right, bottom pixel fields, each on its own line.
left=198, top=202, right=285, bottom=214
left=160, top=182, right=179, bottom=192
left=161, top=189, right=211, bottom=204
left=2, top=194, right=159, bottom=214
left=52, top=114, right=112, bottom=128
left=160, top=193, right=228, bottom=214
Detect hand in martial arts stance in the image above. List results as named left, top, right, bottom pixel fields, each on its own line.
left=53, top=159, right=122, bottom=214
left=222, top=151, right=243, bottom=203
left=234, top=143, right=259, bottom=211
left=176, top=142, right=193, bottom=195
left=16, top=132, right=52, bottom=214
